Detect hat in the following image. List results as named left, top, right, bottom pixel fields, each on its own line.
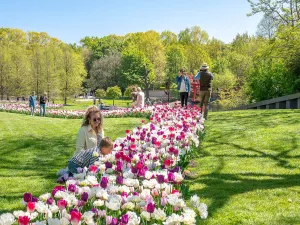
left=200, top=63, right=209, bottom=70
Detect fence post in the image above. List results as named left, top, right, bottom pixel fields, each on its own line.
left=286, top=100, right=290, bottom=109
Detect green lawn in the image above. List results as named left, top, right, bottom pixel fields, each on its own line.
left=187, top=110, right=300, bottom=225
left=0, top=112, right=147, bottom=213
left=1, top=109, right=300, bottom=224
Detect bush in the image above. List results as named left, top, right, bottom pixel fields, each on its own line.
left=95, top=89, right=106, bottom=99
left=106, top=86, right=122, bottom=99
left=124, top=86, right=137, bottom=98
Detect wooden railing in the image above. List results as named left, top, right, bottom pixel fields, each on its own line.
left=232, top=92, right=300, bottom=110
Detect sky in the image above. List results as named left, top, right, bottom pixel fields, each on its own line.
left=0, top=0, right=263, bottom=44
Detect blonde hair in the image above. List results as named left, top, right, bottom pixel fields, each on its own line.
left=137, top=87, right=142, bottom=92
left=82, top=106, right=103, bottom=133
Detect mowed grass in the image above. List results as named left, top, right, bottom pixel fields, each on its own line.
left=187, top=109, right=300, bottom=225
left=0, top=112, right=147, bottom=213
left=58, top=99, right=133, bottom=110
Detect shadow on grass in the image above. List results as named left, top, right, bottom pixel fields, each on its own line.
left=187, top=110, right=300, bottom=223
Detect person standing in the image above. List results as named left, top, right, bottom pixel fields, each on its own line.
left=39, top=92, right=47, bottom=117
left=176, top=68, right=190, bottom=108
left=136, top=87, right=145, bottom=108
left=29, top=91, right=36, bottom=116
left=131, top=87, right=138, bottom=106
left=194, top=63, right=214, bottom=119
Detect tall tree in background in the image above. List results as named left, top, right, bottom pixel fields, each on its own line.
left=256, top=14, right=278, bottom=39
left=247, top=0, right=300, bottom=26
left=60, top=44, right=86, bottom=105
left=166, top=44, right=187, bottom=81
left=160, top=30, right=177, bottom=46
left=123, top=31, right=166, bottom=98
left=89, top=49, right=121, bottom=90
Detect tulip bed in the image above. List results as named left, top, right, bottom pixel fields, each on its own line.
left=0, top=104, right=152, bottom=119
left=0, top=105, right=207, bottom=225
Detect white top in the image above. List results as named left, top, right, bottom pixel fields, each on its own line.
left=179, top=79, right=186, bottom=92
left=136, top=91, right=145, bottom=108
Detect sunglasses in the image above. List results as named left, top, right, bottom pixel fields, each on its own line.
left=93, top=118, right=101, bottom=122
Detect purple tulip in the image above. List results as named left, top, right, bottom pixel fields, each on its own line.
left=100, top=177, right=109, bottom=189
left=68, top=184, right=76, bottom=192
left=156, top=175, right=165, bottom=184
left=23, top=193, right=32, bottom=203
left=105, top=161, right=113, bottom=169
left=168, top=172, right=175, bottom=182
left=111, top=217, right=118, bottom=225
left=121, top=214, right=129, bottom=224
left=146, top=202, right=155, bottom=213
left=116, top=176, right=123, bottom=185
left=81, top=192, right=89, bottom=202
left=32, top=197, right=38, bottom=202
left=46, top=197, right=54, bottom=205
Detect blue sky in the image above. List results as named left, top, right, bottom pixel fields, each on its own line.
left=1, top=0, right=262, bottom=44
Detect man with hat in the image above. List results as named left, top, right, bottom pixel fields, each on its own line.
left=194, top=63, right=214, bottom=119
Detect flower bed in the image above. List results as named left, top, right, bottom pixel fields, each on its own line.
left=0, top=104, right=152, bottom=119
left=0, top=101, right=63, bottom=109
left=0, top=105, right=207, bottom=225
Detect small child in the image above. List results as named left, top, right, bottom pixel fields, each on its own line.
left=68, top=137, right=113, bottom=175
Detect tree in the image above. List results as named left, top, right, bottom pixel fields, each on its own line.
left=123, top=31, right=166, bottom=98
left=247, top=0, right=300, bottom=27
left=60, top=44, right=87, bottom=105
left=88, top=50, right=121, bottom=90
left=95, top=89, right=106, bottom=100
left=160, top=30, right=177, bottom=46
left=185, top=44, right=212, bottom=74
left=106, top=86, right=122, bottom=106
left=166, top=44, right=187, bottom=81
left=121, top=47, right=154, bottom=97
left=124, top=85, right=137, bottom=98
left=256, top=14, right=278, bottom=39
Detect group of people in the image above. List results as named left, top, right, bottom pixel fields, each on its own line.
left=131, top=87, right=145, bottom=108
left=176, top=63, right=213, bottom=119
left=28, top=91, right=48, bottom=116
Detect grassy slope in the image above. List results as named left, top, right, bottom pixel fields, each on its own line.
left=187, top=110, right=300, bottom=225
left=0, top=112, right=147, bottom=213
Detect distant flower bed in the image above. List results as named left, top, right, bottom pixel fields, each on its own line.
left=0, top=101, right=63, bottom=109
left=0, top=103, right=152, bottom=119
left=0, top=105, right=207, bottom=225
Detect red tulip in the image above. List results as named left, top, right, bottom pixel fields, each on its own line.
left=27, top=202, right=35, bottom=213
left=18, top=216, right=30, bottom=225
left=89, top=165, right=98, bottom=173
left=70, top=211, right=82, bottom=225
left=164, top=159, right=171, bottom=168
left=58, top=199, right=68, bottom=210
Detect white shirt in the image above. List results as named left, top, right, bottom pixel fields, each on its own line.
left=179, top=78, right=186, bottom=92
left=136, top=91, right=145, bottom=108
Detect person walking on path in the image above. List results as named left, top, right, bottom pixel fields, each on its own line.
left=194, top=63, right=214, bottom=119
left=176, top=68, right=190, bottom=108
left=29, top=91, right=36, bottom=116
left=39, top=92, right=47, bottom=117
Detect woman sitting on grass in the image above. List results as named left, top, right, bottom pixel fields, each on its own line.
left=68, top=137, right=113, bottom=175
left=75, top=106, right=104, bottom=154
